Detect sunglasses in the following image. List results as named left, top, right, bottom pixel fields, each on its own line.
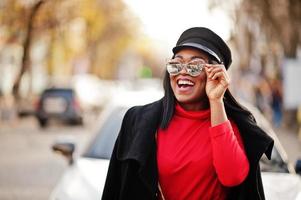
left=166, top=59, right=206, bottom=77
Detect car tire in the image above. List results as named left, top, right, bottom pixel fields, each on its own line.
left=70, top=118, right=83, bottom=126
left=39, top=118, right=48, bottom=128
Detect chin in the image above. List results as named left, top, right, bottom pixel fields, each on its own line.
left=175, top=95, right=208, bottom=106
left=175, top=96, right=196, bottom=104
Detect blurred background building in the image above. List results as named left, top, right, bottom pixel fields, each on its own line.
left=0, top=0, right=300, bottom=132
left=1, top=0, right=301, bottom=199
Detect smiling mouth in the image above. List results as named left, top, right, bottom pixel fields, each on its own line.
left=177, top=79, right=195, bottom=88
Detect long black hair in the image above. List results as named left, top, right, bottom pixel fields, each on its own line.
left=160, top=64, right=256, bottom=129
left=159, top=51, right=273, bottom=159
left=159, top=51, right=274, bottom=200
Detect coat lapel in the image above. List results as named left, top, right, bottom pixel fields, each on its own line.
left=116, top=99, right=163, bottom=197
left=116, top=99, right=162, bottom=163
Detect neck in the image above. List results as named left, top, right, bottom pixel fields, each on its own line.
left=179, top=99, right=209, bottom=111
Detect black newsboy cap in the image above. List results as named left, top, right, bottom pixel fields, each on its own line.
left=172, top=27, right=232, bottom=69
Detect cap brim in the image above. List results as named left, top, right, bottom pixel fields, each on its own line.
left=172, top=42, right=222, bottom=63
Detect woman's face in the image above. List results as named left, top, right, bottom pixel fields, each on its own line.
left=169, top=47, right=209, bottom=110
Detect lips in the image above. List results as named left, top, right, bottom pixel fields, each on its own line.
left=176, top=78, right=195, bottom=93
left=177, top=78, right=195, bottom=88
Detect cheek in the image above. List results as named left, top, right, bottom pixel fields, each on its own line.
left=200, top=73, right=207, bottom=82
left=195, top=73, right=206, bottom=85
left=170, top=76, right=177, bottom=90
left=194, top=75, right=207, bottom=94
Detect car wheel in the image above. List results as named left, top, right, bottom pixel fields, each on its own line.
left=77, top=118, right=83, bottom=125
left=39, top=118, right=48, bottom=128
left=68, top=117, right=83, bottom=126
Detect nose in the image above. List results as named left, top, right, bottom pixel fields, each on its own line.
left=179, top=64, right=188, bottom=75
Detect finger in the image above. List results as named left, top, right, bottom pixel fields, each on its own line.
left=205, top=64, right=225, bottom=69
left=211, top=72, right=230, bottom=86
left=208, top=68, right=226, bottom=79
left=210, top=71, right=223, bottom=80
left=210, top=71, right=229, bottom=82
left=205, top=66, right=212, bottom=76
left=208, top=68, right=223, bottom=77
left=205, top=66, right=212, bottom=72
left=209, top=65, right=226, bottom=73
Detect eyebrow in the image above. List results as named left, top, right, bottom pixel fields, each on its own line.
left=191, top=56, right=206, bottom=60
left=174, top=55, right=207, bottom=61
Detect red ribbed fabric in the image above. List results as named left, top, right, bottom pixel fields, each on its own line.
left=157, top=104, right=249, bottom=200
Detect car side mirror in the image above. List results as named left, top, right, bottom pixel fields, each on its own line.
left=52, top=142, right=75, bottom=165
left=295, top=159, right=301, bottom=175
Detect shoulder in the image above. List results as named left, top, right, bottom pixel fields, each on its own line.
left=116, top=99, right=163, bottom=160
left=124, top=99, right=163, bottom=121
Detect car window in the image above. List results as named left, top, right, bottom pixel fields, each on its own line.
left=83, top=107, right=128, bottom=159
left=42, top=89, right=74, bottom=100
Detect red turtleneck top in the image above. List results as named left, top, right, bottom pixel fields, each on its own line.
left=157, top=104, right=249, bottom=200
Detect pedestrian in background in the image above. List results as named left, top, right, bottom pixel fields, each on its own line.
left=297, top=105, right=301, bottom=141
left=269, top=78, right=283, bottom=127
left=102, top=27, right=274, bottom=200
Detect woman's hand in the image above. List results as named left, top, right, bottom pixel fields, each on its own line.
left=205, top=64, right=230, bottom=101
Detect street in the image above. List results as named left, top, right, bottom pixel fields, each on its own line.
left=274, top=126, right=301, bottom=166
left=0, top=114, right=301, bottom=200
left=0, top=116, right=96, bottom=200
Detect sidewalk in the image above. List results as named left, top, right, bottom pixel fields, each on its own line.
left=274, top=126, right=301, bottom=165
left=0, top=116, right=94, bottom=200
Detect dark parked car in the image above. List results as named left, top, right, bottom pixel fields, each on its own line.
left=36, top=88, right=83, bottom=127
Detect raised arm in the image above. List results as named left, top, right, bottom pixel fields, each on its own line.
left=205, top=64, right=249, bottom=186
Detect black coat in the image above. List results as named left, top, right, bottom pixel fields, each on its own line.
left=102, top=99, right=274, bottom=200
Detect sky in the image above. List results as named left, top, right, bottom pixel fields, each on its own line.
left=123, top=0, right=232, bottom=53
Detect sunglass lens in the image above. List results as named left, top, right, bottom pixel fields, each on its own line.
left=167, top=63, right=180, bottom=75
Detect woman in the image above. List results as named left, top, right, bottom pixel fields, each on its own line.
left=102, top=27, right=274, bottom=200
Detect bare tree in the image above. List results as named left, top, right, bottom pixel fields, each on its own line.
left=209, top=0, right=301, bottom=59
left=12, top=0, right=45, bottom=100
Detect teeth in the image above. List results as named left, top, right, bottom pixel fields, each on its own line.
left=178, top=79, right=194, bottom=86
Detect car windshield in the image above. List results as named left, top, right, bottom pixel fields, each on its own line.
left=82, top=105, right=290, bottom=174
left=83, top=107, right=128, bottom=159
left=260, top=146, right=289, bottom=173
left=43, top=89, right=74, bottom=98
